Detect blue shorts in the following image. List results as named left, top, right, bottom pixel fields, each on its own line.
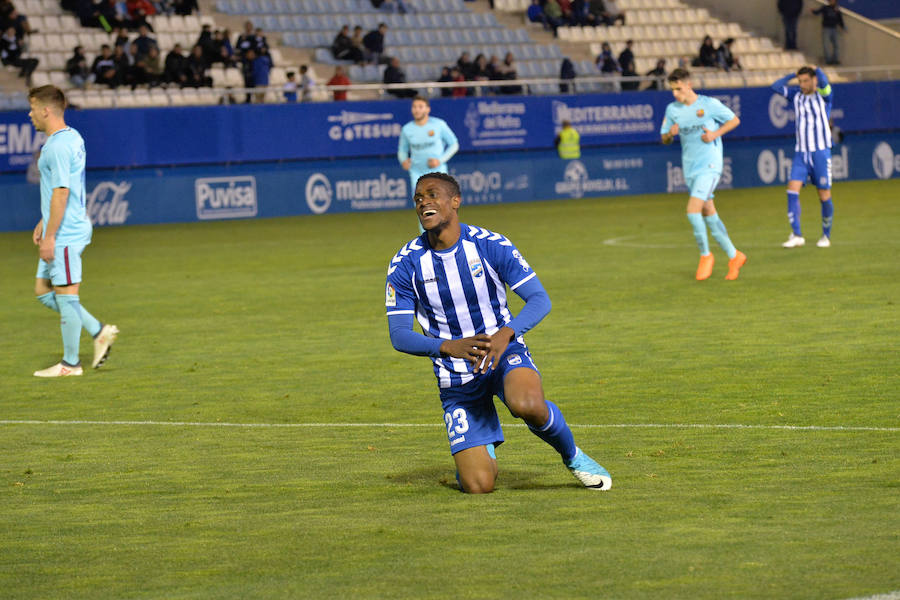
left=36, top=244, right=85, bottom=287
left=790, top=149, right=832, bottom=189
left=686, top=171, right=721, bottom=201
left=438, top=341, right=539, bottom=455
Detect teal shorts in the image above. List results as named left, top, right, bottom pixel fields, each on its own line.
left=686, top=171, right=721, bottom=201
left=36, top=244, right=85, bottom=287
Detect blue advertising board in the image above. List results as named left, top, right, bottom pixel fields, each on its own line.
left=2, top=132, right=898, bottom=232
left=2, top=81, right=899, bottom=173
left=842, top=0, right=900, bottom=20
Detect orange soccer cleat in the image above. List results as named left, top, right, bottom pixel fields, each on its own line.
left=695, top=254, right=714, bottom=281
left=725, top=250, right=747, bottom=280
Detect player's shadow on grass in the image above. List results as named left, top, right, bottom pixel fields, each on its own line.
left=390, top=465, right=576, bottom=492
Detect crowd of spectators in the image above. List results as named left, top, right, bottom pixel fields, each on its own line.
left=1, top=0, right=38, bottom=83
left=692, top=34, right=741, bottom=71
left=528, top=0, right=625, bottom=36
left=65, top=0, right=197, bottom=30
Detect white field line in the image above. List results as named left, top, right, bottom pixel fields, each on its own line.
left=841, top=593, right=900, bottom=600
left=0, top=420, right=897, bottom=432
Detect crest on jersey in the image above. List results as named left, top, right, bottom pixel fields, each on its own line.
left=385, top=283, right=396, bottom=307
left=469, top=258, right=484, bottom=278
left=428, top=130, right=435, bottom=137
left=508, top=355, right=522, bottom=366
left=696, top=109, right=705, bottom=117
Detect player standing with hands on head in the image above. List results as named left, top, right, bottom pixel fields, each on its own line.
left=397, top=96, right=459, bottom=232
left=771, top=65, right=835, bottom=248
left=384, top=172, right=611, bottom=494
left=661, top=68, right=747, bottom=281
left=28, top=85, right=118, bottom=377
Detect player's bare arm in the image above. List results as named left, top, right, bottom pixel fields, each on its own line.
left=440, top=334, right=491, bottom=367
left=701, top=116, right=740, bottom=143
left=39, top=187, right=70, bottom=261
left=661, top=122, right=678, bottom=145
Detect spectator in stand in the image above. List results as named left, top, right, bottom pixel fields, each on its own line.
left=187, top=43, right=212, bottom=88
left=66, top=46, right=95, bottom=88
left=812, top=0, right=846, bottom=65
left=542, top=0, right=565, bottom=36
left=363, top=22, right=387, bottom=65
left=163, top=42, right=188, bottom=85
left=584, top=0, right=605, bottom=26
left=298, top=64, right=314, bottom=101
left=499, top=52, right=521, bottom=95
left=644, top=57, right=667, bottom=90
left=558, top=0, right=575, bottom=24
left=94, top=0, right=131, bottom=32
left=456, top=51, right=474, bottom=80
left=716, top=37, right=741, bottom=71
left=595, top=41, right=620, bottom=74
left=527, top=0, right=544, bottom=27
left=595, top=41, right=620, bottom=91
left=196, top=22, right=215, bottom=60
left=133, top=23, right=157, bottom=56
left=450, top=66, right=467, bottom=97
left=217, top=29, right=235, bottom=63
left=371, top=0, right=411, bottom=13
left=327, top=65, right=350, bottom=101
left=239, top=48, right=254, bottom=99
left=142, top=45, right=163, bottom=86
left=620, top=57, right=639, bottom=90
left=351, top=25, right=365, bottom=59
left=778, top=0, right=802, bottom=50
left=113, top=26, right=129, bottom=50
left=472, top=53, right=490, bottom=80
left=112, top=44, right=130, bottom=83
left=126, top=0, right=155, bottom=28
left=0, top=25, right=37, bottom=84
left=331, top=24, right=363, bottom=63
left=617, top=39, right=634, bottom=73
left=172, top=0, right=198, bottom=15
left=601, top=0, right=625, bottom=25
left=235, top=21, right=256, bottom=58
left=283, top=70, right=298, bottom=102
left=4, top=7, right=34, bottom=38
left=384, top=56, right=416, bottom=98
left=695, top=35, right=717, bottom=67
left=153, top=0, right=173, bottom=15
left=253, top=27, right=268, bottom=52
left=437, top=66, right=453, bottom=97
left=251, top=46, right=272, bottom=103
left=91, top=44, right=120, bottom=87
left=559, top=56, right=576, bottom=93
left=74, top=0, right=97, bottom=27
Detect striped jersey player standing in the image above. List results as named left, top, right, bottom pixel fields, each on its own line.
left=385, top=172, right=611, bottom=494
left=771, top=66, right=835, bottom=248
left=397, top=95, right=458, bottom=233
left=28, top=85, right=118, bottom=377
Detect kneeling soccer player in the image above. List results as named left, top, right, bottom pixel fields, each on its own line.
left=384, top=172, right=611, bottom=494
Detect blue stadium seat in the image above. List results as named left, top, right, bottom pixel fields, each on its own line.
left=215, top=0, right=231, bottom=14
left=257, top=0, right=275, bottom=13
left=348, top=64, right=365, bottom=81
left=281, top=31, right=298, bottom=46
left=273, top=0, right=290, bottom=12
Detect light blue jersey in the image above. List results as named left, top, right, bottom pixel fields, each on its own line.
left=38, top=127, right=92, bottom=246
left=660, top=95, right=735, bottom=178
left=397, top=116, right=459, bottom=180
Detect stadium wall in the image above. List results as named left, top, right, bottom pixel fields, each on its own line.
left=2, top=82, right=899, bottom=173
left=2, top=132, right=899, bottom=232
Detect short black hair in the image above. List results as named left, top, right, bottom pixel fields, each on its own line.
left=416, top=172, right=460, bottom=199
left=667, top=68, right=691, bottom=83
left=797, top=66, right=816, bottom=78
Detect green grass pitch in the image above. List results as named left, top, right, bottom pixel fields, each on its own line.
left=1, top=179, right=897, bottom=599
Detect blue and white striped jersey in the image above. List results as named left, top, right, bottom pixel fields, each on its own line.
left=773, top=69, right=833, bottom=153
left=385, top=224, right=538, bottom=388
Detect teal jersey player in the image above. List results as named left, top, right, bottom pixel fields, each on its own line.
left=660, top=68, right=747, bottom=282
left=28, top=85, right=118, bottom=378
left=38, top=126, right=92, bottom=247
left=397, top=96, right=459, bottom=231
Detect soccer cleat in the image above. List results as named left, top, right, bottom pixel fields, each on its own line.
left=782, top=233, right=805, bottom=248
left=34, top=362, right=83, bottom=377
left=725, top=250, right=747, bottom=281
left=92, top=324, right=119, bottom=369
left=816, top=235, right=831, bottom=248
left=695, top=253, right=714, bottom=281
left=565, top=447, right=612, bottom=491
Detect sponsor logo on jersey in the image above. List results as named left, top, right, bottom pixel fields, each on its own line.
left=511, top=249, right=531, bottom=272
left=508, top=355, right=522, bottom=366
left=195, top=176, right=258, bottom=220
left=385, top=283, right=396, bottom=307
left=87, top=181, right=131, bottom=226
